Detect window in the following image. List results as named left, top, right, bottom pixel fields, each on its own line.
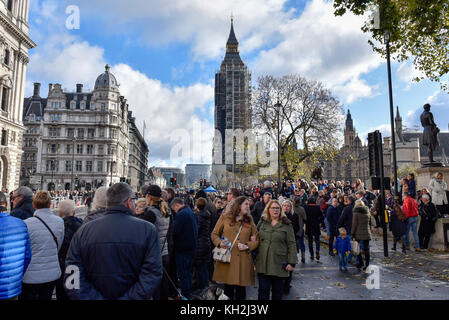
left=99, top=128, right=105, bottom=138
left=4, top=49, right=10, bottom=66
left=97, top=161, right=103, bottom=172
left=66, top=144, right=72, bottom=154
left=50, top=113, right=61, bottom=122
left=98, top=144, right=104, bottom=155
left=101, top=103, right=106, bottom=111
left=50, top=144, right=57, bottom=153
left=76, top=144, right=83, bottom=154
left=87, top=144, right=93, bottom=154
left=88, top=128, right=95, bottom=139
left=80, top=101, right=85, bottom=110
left=86, top=161, right=92, bottom=172
left=71, top=101, right=76, bottom=110
left=77, top=128, right=84, bottom=138
left=49, top=127, right=60, bottom=137
left=47, top=160, right=58, bottom=172
left=6, top=0, right=13, bottom=12
left=67, top=128, right=75, bottom=137
left=65, top=161, right=72, bottom=172
left=1, top=87, right=8, bottom=112
left=76, top=161, right=82, bottom=172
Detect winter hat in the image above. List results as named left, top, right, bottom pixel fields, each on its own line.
left=146, top=185, right=162, bottom=198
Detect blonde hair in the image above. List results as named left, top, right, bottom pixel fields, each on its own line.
left=262, top=200, right=288, bottom=222
left=354, top=199, right=366, bottom=208
left=147, top=195, right=170, bottom=217
left=136, top=198, right=147, bottom=209
left=33, top=191, right=52, bottom=209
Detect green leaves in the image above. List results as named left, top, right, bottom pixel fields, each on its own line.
left=334, top=0, right=449, bottom=91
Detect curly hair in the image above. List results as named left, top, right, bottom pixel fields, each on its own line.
left=223, top=196, right=252, bottom=225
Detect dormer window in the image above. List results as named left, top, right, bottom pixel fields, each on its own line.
left=70, top=101, right=76, bottom=110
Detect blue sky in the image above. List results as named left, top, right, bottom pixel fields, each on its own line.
left=24, top=0, right=449, bottom=169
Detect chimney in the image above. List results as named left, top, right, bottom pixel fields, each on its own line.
left=48, top=83, right=53, bottom=95
left=76, top=84, right=83, bottom=93
left=33, top=83, right=41, bottom=97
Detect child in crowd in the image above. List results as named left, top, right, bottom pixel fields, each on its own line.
left=334, top=227, right=351, bottom=272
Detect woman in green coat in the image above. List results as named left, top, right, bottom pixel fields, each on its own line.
left=256, top=200, right=298, bottom=300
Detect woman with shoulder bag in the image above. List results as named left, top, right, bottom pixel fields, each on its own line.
left=256, top=200, right=298, bottom=300
left=211, top=196, right=259, bottom=300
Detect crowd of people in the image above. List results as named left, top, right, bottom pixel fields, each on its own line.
left=0, top=171, right=447, bottom=300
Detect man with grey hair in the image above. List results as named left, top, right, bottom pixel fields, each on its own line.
left=65, top=183, right=162, bottom=299
left=56, top=200, right=82, bottom=300
left=418, top=194, right=438, bottom=251
left=11, top=186, right=35, bottom=220
left=82, top=186, right=108, bottom=224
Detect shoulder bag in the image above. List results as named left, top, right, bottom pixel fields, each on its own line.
left=213, top=223, right=243, bottom=264
left=35, top=215, right=59, bottom=249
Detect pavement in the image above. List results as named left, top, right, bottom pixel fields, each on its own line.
left=245, top=229, right=449, bottom=300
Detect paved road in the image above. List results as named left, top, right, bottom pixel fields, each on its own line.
left=245, top=231, right=449, bottom=300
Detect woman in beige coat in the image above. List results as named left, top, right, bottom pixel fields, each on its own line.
left=211, top=196, right=259, bottom=300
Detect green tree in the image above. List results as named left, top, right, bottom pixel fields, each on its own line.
left=334, top=0, right=449, bottom=90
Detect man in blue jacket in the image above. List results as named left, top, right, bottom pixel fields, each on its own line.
left=0, top=191, right=31, bottom=300
left=11, top=186, right=35, bottom=220
left=64, top=183, right=162, bottom=300
left=170, top=197, right=198, bottom=299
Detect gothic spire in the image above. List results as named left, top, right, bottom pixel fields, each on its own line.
left=395, top=105, right=402, bottom=121
left=345, top=109, right=354, bottom=131
left=226, top=17, right=239, bottom=53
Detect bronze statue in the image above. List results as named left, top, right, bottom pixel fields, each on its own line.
left=420, top=103, right=440, bottom=164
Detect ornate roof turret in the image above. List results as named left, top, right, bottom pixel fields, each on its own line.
left=345, top=109, right=354, bottom=131
left=395, top=105, right=402, bottom=121
left=94, top=64, right=119, bottom=92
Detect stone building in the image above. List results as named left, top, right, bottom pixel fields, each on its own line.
left=127, top=111, right=148, bottom=192
left=212, top=18, right=252, bottom=184
left=20, top=65, right=132, bottom=191
left=0, top=0, right=35, bottom=191
left=324, top=107, right=448, bottom=185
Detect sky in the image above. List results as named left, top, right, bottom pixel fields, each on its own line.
left=25, top=0, right=449, bottom=170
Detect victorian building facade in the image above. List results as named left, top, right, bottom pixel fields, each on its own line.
left=20, top=65, right=132, bottom=191
left=127, top=111, right=148, bottom=192
left=0, top=0, right=35, bottom=192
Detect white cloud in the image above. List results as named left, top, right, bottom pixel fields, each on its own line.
left=404, top=91, right=449, bottom=131
left=396, top=62, right=425, bottom=90
left=252, top=0, right=383, bottom=103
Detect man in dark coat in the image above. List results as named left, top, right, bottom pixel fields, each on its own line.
left=170, top=197, right=198, bottom=299
left=64, top=183, right=162, bottom=300
left=251, top=192, right=271, bottom=226
left=418, top=194, right=438, bottom=250
left=11, top=186, right=35, bottom=220
left=304, top=199, right=324, bottom=261
left=326, top=198, right=341, bottom=256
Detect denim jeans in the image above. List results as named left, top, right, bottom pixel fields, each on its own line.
left=405, top=216, right=420, bottom=248
left=175, top=253, right=195, bottom=299
left=296, top=235, right=305, bottom=253
left=338, top=252, right=348, bottom=270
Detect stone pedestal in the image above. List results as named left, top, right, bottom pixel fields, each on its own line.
left=416, top=166, right=449, bottom=190
left=429, top=218, right=449, bottom=250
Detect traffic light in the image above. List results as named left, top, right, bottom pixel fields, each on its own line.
left=368, top=131, right=382, bottom=177
left=174, top=177, right=177, bottom=186
left=204, top=179, right=207, bottom=187
left=120, top=177, right=126, bottom=182
left=170, top=178, right=174, bottom=186
left=200, top=179, right=203, bottom=187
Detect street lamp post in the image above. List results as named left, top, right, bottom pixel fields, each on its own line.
left=71, top=137, right=76, bottom=192
left=275, top=100, right=281, bottom=197
left=51, top=159, right=54, bottom=191
left=110, top=160, right=115, bottom=186
left=384, top=31, right=399, bottom=202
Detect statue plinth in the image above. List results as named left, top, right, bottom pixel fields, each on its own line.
left=422, top=162, right=444, bottom=168
left=416, top=166, right=449, bottom=190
